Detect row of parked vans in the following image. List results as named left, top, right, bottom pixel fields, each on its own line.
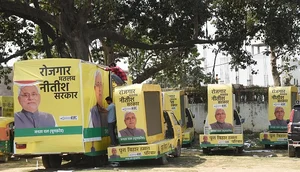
left=1, top=58, right=300, bottom=168
left=0, top=58, right=196, bottom=168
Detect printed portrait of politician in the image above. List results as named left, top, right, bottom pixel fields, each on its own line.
left=210, top=108, right=233, bottom=130
left=119, top=111, right=146, bottom=137
left=110, top=148, right=121, bottom=159
left=269, top=106, right=287, bottom=126
left=14, top=84, right=57, bottom=129
left=201, top=135, right=211, bottom=144
left=88, top=70, right=108, bottom=128
left=262, top=133, right=271, bottom=142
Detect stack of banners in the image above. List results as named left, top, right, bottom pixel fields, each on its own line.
left=0, top=96, right=14, bottom=117
left=114, top=84, right=165, bottom=145
left=268, top=86, right=298, bottom=132
left=207, top=84, right=234, bottom=134
left=13, top=59, right=111, bottom=155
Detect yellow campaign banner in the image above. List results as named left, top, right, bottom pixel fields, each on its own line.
left=207, top=84, right=233, bottom=133
left=0, top=96, right=14, bottom=117
left=114, top=85, right=147, bottom=144
left=164, top=91, right=186, bottom=128
left=107, top=140, right=173, bottom=161
left=199, top=134, right=243, bottom=147
left=114, top=84, right=165, bottom=145
left=182, top=128, right=195, bottom=144
left=268, top=87, right=298, bottom=131
left=13, top=59, right=83, bottom=153
left=81, top=63, right=111, bottom=155
left=260, top=133, right=287, bottom=144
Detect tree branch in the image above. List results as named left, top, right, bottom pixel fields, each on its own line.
left=0, top=0, right=58, bottom=28
left=133, top=63, right=166, bottom=83
left=78, top=0, right=92, bottom=27
left=0, top=37, right=63, bottom=64
left=89, top=29, right=224, bottom=50
left=0, top=46, right=42, bottom=64
left=133, top=50, right=182, bottom=83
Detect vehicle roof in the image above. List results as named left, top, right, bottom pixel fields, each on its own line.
left=0, top=117, right=14, bottom=127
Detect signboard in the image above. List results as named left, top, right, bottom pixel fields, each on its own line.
left=107, top=140, right=173, bottom=161
left=268, top=86, right=298, bottom=131
left=164, top=91, right=186, bottom=128
left=200, top=134, right=243, bottom=147
left=13, top=59, right=111, bottom=155
left=114, top=84, right=164, bottom=145
left=260, top=133, right=288, bottom=145
left=207, top=84, right=233, bottom=133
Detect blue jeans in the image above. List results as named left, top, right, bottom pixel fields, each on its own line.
left=111, top=74, right=125, bottom=86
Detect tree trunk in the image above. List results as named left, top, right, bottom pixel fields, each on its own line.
left=270, top=46, right=281, bottom=86
left=67, top=32, right=89, bottom=61
left=101, top=41, right=115, bottom=65
left=58, top=3, right=90, bottom=62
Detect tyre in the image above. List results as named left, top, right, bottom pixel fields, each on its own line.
left=237, top=146, right=243, bottom=154
left=49, top=154, right=62, bottom=168
left=157, top=154, right=168, bottom=165
left=42, top=155, right=51, bottom=169
left=264, top=144, right=271, bottom=149
left=295, top=148, right=300, bottom=158
left=86, top=155, right=107, bottom=167
left=173, top=142, right=182, bottom=157
left=0, top=154, right=9, bottom=162
left=288, top=145, right=295, bottom=157
left=202, top=148, right=210, bottom=155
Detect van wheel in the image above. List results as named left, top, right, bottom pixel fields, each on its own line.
left=49, top=154, right=62, bottom=168
left=42, top=155, right=51, bottom=169
left=237, top=146, right=243, bottom=154
left=86, top=155, right=107, bottom=167
left=0, top=154, right=9, bottom=162
left=43, top=155, right=62, bottom=169
left=264, top=144, right=270, bottom=149
left=203, top=148, right=211, bottom=154
left=288, top=145, right=295, bottom=157
left=295, top=148, right=300, bottom=158
left=157, top=154, right=168, bottom=165
left=173, top=142, right=182, bottom=157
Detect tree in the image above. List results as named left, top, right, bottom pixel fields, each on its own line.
left=0, top=0, right=224, bottom=84
left=211, top=0, right=300, bottom=86
left=255, top=0, right=300, bottom=86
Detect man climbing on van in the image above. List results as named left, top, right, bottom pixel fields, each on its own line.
left=105, top=62, right=127, bottom=86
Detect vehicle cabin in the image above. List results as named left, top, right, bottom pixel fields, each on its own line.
left=0, top=96, right=14, bottom=117
left=163, top=90, right=195, bottom=146
left=0, top=117, right=14, bottom=162
left=288, top=100, right=300, bottom=157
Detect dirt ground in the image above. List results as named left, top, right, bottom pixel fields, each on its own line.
left=1, top=135, right=300, bottom=172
